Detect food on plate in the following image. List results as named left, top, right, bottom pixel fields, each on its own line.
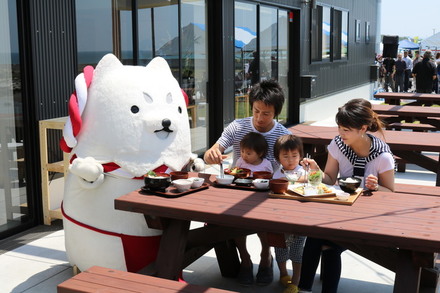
left=229, top=167, right=245, bottom=175
left=291, top=183, right=333, bottom=195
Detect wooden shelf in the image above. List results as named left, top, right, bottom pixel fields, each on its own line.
left=39, top=117, right=69, bottom=225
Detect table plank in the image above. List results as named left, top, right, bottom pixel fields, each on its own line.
left=374, top=92, right=440, bottom=105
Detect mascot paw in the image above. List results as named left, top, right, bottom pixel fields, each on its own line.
left=191, top=158, right=205, bottom=172
left=186, top=154, right=205, bottom=172
left=69, top=157, right=105, bottom=188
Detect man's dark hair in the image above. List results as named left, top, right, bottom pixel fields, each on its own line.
left=248, top=79, right=285, bottom=117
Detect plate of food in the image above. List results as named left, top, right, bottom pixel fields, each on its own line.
left=288, top=183, right=336, bottom=197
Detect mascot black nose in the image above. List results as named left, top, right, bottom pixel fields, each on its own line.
left=162, top=118, right=171, bottom=128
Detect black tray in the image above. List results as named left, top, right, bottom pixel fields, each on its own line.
left=213, top=181, right=269, bottom=191
left=140, top=183, right=209, bottom=198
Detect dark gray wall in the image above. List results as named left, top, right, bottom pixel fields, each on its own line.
left=29, top=0, right=76, bottom=121
left=300, top=0, right=378, bottom=99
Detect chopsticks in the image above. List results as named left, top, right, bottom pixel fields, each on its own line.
left=304, top=153, right=310, bottom=187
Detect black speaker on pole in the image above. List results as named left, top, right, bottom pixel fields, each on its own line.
left=382, top=35, right=399, bottom=58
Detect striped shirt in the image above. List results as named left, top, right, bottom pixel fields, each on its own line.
left=217, top=117, right=291, bottom=170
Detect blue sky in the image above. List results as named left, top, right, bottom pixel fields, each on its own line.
left=380, top=0, right=439, bottom=39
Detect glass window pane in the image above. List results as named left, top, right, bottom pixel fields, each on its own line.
left=311, top=6, right=322, bottom=62
left=76, top=0, right=113, bottom=69
left=181, top=0, right=208, bottom=154
left=341, top=11, right=348, bottom=59
left=154, top=5, right=179, bottom=79
left=0, top=0, right=28, bottom=230
left=259, top=6, right=277, bottom=82
left=234, top=2, right=257, bottom=119
left=277, top=9, right=289, bottom=124
left=322, top=6, right=330, bottom=60
left=138, top=8, right=153, bottom=65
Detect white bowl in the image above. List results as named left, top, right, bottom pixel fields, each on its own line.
left=190, top=177, right=205, bottom=188
left=172, top=179, right=193, bottom=192
left=216, top=174, right=234, bottom=185
left=336, top=192, right=350, bottom=201
left=252, top=179, right=269, bottom=189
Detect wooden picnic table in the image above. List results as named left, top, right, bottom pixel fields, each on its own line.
left=374, top=92, right=440, bottom=105
left=372, top=104, right=440, bottom=130
left=115, top=172, right=440, bottom=293
left=288, top=124, right=440, bottom=186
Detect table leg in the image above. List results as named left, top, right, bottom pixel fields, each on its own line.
left=154, top=218, right=190, bottom=280
left=393, top=249, right=421, bottom=293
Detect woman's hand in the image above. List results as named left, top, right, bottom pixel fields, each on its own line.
left=365, top=174, right=379, bottom=191
left=300, top=157, right=319, bottom=170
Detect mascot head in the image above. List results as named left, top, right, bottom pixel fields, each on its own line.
left=61, top=54, right=192, bottom=176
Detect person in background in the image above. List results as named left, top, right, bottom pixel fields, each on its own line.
left=272, top=134, right=306, bottom=293
left=402, top=50, right=413, bottom=92
left=434, top=52, right=440, bottom=94
left=382, top=56, right=395, bottom=92
left=298, top=98, right=395, bottom=293
left=394, top=53, right=406, bottom=92
left=204, top=79, right=291, bottom=286
left=412, top=50, right=437, bottom=94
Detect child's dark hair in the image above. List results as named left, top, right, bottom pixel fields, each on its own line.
left=249, top=79, right=285, bottom=117
left=273, top=135, right=304, bottom=162
left=240, top=132, right=268, bottom=158
left=336, top=98, right=385, bottom=135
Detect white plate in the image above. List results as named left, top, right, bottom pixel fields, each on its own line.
left=288, top=183, right=336, bottom=197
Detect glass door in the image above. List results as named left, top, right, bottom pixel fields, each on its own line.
left=0, top=0, right=29, bottom=233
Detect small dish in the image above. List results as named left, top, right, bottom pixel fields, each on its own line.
left=189, top=177, right=205, bottom=188
left=172, top=179, right=192, bottom=192
left=253, top=178, right=270, bottom=189
left=170, top=171, right=189, bottom=181
left=252, top=171, right=272, bottom=179
left=234, top=178, right=253, bottom=186
left=335, top=192, right=350, bottom=201
left=216, top=174, right=235, bottom=185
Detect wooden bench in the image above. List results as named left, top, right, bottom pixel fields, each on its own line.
left=386, top=122, right=437, bottom=132
left=394, top=153, right=438, bottom=173
left=57, top=266, right=237, bottom=293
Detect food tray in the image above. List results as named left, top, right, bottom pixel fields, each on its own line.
left=269, top=187, right=363, bottom=205
left=213, top=181, right=269, bottom=191
left=140, top=183, right=209, bottom=198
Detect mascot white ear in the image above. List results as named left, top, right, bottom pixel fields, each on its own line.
left=61, top=54, right=197, bottom=273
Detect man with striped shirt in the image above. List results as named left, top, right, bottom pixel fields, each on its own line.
left=204, top=79, right=291, bottom=286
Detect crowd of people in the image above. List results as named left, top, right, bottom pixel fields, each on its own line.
left=376, top=50, right=440, bottom=93
left=204, top=79, right=394, bottom=293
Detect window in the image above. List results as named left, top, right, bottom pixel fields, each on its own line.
left=365, top=21, right=370, bottom=43
left=355, top=19, right=361, bottom=43
left=332, top=9, right=348, bottom=60
left=310, top=5, right=330, bottom=62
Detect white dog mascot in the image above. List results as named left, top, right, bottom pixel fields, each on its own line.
left=60, top=54, right=203, bottom=272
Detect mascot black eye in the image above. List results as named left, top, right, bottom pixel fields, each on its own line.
left=178, top=106, right=182, bottom=114
left=131, top=105, right=139, bottom=114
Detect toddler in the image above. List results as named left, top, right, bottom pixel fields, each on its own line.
left=273, top=134, right=306, bottom=293
left=236, top=132, right=273, bottom=174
